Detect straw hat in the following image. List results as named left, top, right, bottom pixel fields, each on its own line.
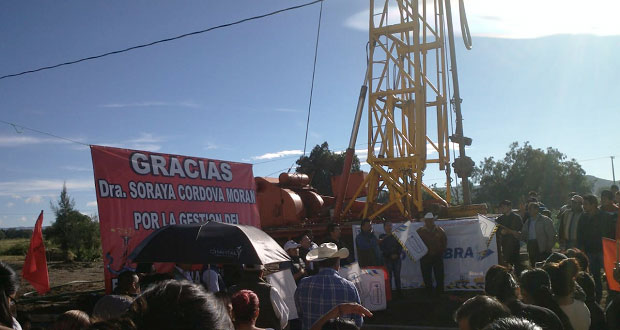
left=306, top=243, right=349, bottom=261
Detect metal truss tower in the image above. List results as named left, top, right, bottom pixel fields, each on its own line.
left=345, top=0, right=453, bottom=219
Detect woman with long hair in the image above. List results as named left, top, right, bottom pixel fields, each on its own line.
left=0, top=262, right=21, bottom=330
left=519, top=268, right=573, bottom=330
left=543, top=259, right=591, bottom=330
left=484, top=265, right=563, bottom=330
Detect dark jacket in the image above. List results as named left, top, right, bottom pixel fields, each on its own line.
left=506, top=300, right=564, bottom=330
left=379, top=233, right=402, bottom=259
left=577, top=209, right=607, bottom=254
left=356, top=231, right=382, bottom=267
left=230, top=273, right=281, bottom=330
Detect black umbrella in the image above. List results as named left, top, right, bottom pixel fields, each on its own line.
left=128, top=222, right=290, bottom=265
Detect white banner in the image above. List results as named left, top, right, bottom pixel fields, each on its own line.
left=392, top=221, right=428, bottom=261
left=339, top=262, right=386, bottom=311
left=266, top=270, right=298, bottom=320
left=352, top=217, right=498, bottom=291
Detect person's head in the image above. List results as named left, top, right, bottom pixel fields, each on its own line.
left=116, top=271, right=140, bottom=295
left=542, top=258, right=580, bottom=298
left=306, top=243, right=349, bottom=270
left=616, top=191, right=620, bottom=204
left=92, top=295, right=134, bottom=322
left=575, top=271, right=596, bottom=303
left=51, top=310, right=91, bottom=330
left=582, top=194, right=598, bottom=214
left=601, top=189, right=614, bottom=206
left=611, top=185, right=619, bottom=194
left=321, top=318, right=359, bottom=330
left=567, top=192, right=577, bottom=203
left=528, top=191, right=539, bottom=199
left=383, top=221, right=393, bottom=233
left=0, top=261, right=19, bottom=327
left=126, top=280, right=233, bottom=330
left=481, top=317, right=542, bottom=330
left=570, top=195, right=583, bottom=211
left=242, top=265, right=265, bottom=279
left=327, top=223, right=341, bottom=240
left=564, top=248, right=589, bottom=272
left=360, top=219, right=372, bottom=233
left=544, top=252, right=567, bottom=265
left=484, top=265, right=518, bottom=303
left=231, top=290, right=260, bottom=326
left=283, top=240, right=300, bottom=257
left=422, top=212, right=437, bottom=228
left=299, top=235, right=312, bottom=249
left=498, top=200, right=512, bottom=215
left=527, top=202, right=540, bottom=216
left=518, top=268, right=551, bottom=305
left=454, top=295, right=510, bottom=330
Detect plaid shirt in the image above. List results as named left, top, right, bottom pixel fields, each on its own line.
left=294, top=268, right=362, bottom=330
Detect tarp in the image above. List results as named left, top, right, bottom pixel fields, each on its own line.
left=91, top=145, right=259, bottom=292
left=352, top=217, right=498, bottom=291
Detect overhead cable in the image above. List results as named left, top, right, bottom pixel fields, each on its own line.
left=0, top=0, right=324, bottom=81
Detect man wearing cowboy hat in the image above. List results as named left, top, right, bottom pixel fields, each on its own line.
left=294, top=243, right=362, bottom=330
left=417, top=212, right=447, bottom=294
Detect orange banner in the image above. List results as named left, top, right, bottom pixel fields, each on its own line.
left=603, top=238, right=620, bottom=292
left=91, top=145, right=259, bottom=292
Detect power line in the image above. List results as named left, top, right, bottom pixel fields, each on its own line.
left=0, top=0, right=324, bottom=81
left=0, top=119, right=90, bottom=146
left=302, top=0, right=324, bottom=156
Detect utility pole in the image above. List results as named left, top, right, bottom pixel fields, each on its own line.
left=611, top=156, right=616, bottom=184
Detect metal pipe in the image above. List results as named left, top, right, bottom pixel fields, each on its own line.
left=333, top=71, right=369, bottom=220
left=444, top=0, right=471, bottom=205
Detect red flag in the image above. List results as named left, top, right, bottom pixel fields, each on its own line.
left=22, top=211, right=50, bottom=295
left=603, top=237, right=620, bottom=292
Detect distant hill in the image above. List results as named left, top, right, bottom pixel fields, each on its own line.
left=585, top=175, right=616, bottom=195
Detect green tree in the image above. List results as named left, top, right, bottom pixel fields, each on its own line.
left=296, top=142, right=361, bottom=196
left=472, top=142, right=592, bottom=209
left=46, top=184, right=101, bottom=261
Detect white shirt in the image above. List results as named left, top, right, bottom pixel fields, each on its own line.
left=270, top=286, right=289, bottom=329
left=560, top=299, right=590, bottom=330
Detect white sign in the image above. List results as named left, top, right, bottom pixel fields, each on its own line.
left=339, top=262, right=386, bottom=311
left=266, top=270, right=298, bottom=320
left=352, top=217, right=498, bottom=291
left=392, top=221, right=428, bottom=261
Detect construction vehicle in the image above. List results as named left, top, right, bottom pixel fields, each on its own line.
left=258, top=0, right=486, bottom=242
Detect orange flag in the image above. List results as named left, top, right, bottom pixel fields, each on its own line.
left=603, top=237, right=620, bottom=292
left=22, top=211, right=50, bottom=295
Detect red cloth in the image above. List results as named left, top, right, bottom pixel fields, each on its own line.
left=22, top=211, right=50, bottom=295
left=602, top=238, right=620, bottom=292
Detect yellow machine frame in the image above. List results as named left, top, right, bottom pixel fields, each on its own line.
left=344, top=0, right=452, bottom=219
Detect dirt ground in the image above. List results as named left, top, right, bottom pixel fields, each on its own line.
left=4, top=256, right=105, bottom=326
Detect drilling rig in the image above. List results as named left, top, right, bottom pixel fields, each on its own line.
left=258, top=0, right=484, bottom=240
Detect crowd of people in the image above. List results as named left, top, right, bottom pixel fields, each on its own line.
left=0, top=187, right=618, bottom=330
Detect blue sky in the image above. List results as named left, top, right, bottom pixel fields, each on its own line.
left=1, top=0, right=619, bottom=228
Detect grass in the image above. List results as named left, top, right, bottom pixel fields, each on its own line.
left=0, top=238, right=29, bottom=256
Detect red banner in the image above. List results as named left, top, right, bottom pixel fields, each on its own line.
left=91, top=145, right=259, bottom=292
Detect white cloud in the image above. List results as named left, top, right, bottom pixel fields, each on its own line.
left=252, top=150, right=304, bottom=161
left=0, top=179, right=93, bottom=197
left=274, top=108, right=302, bottom=113
left=25, top=195, right=43, bottom=204
left=98, top=133, right=164, bottom=152
left=345, top=0, right=620, bottom=39
left=100, top=101, right=201, bottom=109
left=62, top=166, right=92, bottom=172
left=5, top=202, right=14, bottom=208
left=205, top=142, right=219, bottom=150
left=0, top=135, right=71, bottom=147
left=86, top=201, right=98, bottom=207
left=19, top=216, right=27, bottom=223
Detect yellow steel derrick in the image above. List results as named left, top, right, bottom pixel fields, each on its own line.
left=344, top=0, right=452, bottom=219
